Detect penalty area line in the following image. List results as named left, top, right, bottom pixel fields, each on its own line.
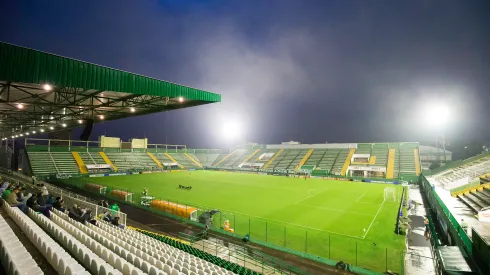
left=356, top=192, right=367, bottom=202
left=362, top=199, right=386, bottom=239
left=230, top=209, right=364, bottom=239
left=293, top=189, right=328, bottom=205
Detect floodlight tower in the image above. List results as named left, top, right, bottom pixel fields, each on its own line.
left=426, top=103, right=450, bottom=163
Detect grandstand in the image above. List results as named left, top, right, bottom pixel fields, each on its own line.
left=23, top=139, right=422, bottom=182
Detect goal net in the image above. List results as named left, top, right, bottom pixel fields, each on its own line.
left=384, top=187, right=397, bottom=202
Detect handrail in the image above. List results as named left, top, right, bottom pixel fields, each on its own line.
left=181, top=231, right=310, bottom=275
left=0, top=168, right=127, bottom=225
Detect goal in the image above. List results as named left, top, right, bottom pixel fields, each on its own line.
left=384, top=187, right=397, bottom=202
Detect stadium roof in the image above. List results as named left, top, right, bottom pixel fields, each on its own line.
left=0, top=42, right=221, bottom=139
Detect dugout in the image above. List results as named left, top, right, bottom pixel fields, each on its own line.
left=150, top=200, right=198, bottom=221
left=347, top=165, right=386, bottom=178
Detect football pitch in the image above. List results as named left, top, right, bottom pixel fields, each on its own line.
left=84, top=170, right=406, bottom=272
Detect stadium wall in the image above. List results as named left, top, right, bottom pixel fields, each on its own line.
left=420, top=175, right=490, bottom=274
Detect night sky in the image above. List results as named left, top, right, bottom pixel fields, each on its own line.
left=1, top=0, right=490, bottom=149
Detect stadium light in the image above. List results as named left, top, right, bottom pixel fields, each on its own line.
left=43, top=84, right=52, bottom=91
left=130, top=107, right=135, bottom=113
left=221, top=120, right=242, bottom=141
left=178, top=97, right=184, bottom=103
left=62, top=123, right=67, bottom=127
left=425, top=102, right=450, bottom=128
left=32, top=131, right=36, bottom=134
left=16, top=103, right=24, bottom=109
left=25, top=132, right=29, bottom=136
left=40, top=129, right=45, bottom=132
left=99, top=115, right=105, bottom=120
left=49, top=126, right=54, bottom=130
left=78, top=119, right=83, bottom=124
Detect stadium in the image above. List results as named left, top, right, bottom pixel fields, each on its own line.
left=0, top=42, right=489, bottom=275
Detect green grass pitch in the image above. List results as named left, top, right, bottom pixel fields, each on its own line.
left=85, top=170, right=406, bottom=273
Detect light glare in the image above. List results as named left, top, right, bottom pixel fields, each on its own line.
left=43, top=84, right=52, bottom=91
left=16, top=103, right=24, bottom=109
left=49, top=126, right=54, bottom=130
left=130, top=107, right=135, bottom=113
left=178, top=97, right=184, bottom=103
left=62, top=123, right=67, bottom=127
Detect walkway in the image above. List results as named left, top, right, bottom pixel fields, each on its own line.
left=404, top=184, right=436, bottom=275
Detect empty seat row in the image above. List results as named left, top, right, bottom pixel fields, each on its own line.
left=96, top=221, right=232, bottom=275
left=3, top=203, right=89, bottom=275
left=52, top=209, right=165, bottom=275
left=0, top=209, right=43, bottom=275
left=30, top=209, right=123, bottom=275
left=49, top=211, right=144, bottom=275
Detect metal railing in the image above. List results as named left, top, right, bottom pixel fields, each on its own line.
left=0, top=168, right=127, bottom=225
left=179, top=231, right=310, bottom=275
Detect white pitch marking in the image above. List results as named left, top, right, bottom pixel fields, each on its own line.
left=293, top=189, right=328, bottom=205
left=297, top=204, right=374, bottom=216
left=356, top=192, right=368, bottom=202
left=229, top=209, right=364, bottom=239
left=362, top=199, right=386, bottom=239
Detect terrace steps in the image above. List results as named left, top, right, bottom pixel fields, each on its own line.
left=340, top=148, right=356, bottom=176
left=296, top=149, right=314, bottom=171
left=147, top=152, right=163, bottom=167
left=165, top=153, right=184, bottom=169
left=71, top=151, right=88, bottom=174
left=386, top=149, right=396, bottom=179
left=263, top=149, right=284, bottom=169
left=184, top=153, right=203, bottom=168
left=99, top=151, right=117, bottom=171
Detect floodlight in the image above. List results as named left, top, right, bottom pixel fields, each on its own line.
left=99, top=115, right=105, bottom=120
left=43, top=84, right=52, bottom=91
left=40, top=129, right=45, bottom=132
left=62, top=123, right=67, bottom=127
left=32, top=131, right=36, bottom=134
left=49, top=126, right=54, bottom=130
left=16, top=103, right=24, bottom=109
left=130, top=107, right=136, bottom=113
left=178, top=97, right=184, bottom=103
left=15, top=135, right=18, bottom=138
left=221, top=121, right=242, bottom=141
left=50, top=116, right=54, bottom=120
left=25, top=132, right=29, bottom=135
left=425, top=103, right=450, bottom=128
left=19, top=134, right=23, bottom=137
left=11, top=136, right=14, bottom=139
left=78, top=120, right=83, bottom=124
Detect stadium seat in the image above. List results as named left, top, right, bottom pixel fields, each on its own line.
left=3, top=202, right=90, bottom=274
left=0, top=208, right=44, bottom=275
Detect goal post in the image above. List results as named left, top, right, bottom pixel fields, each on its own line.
left=384, top=187, right=397, bottom=202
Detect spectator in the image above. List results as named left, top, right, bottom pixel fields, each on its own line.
left=53, top=197, right=65, bottom=212
left=69, top=204, right=91, bottom=223
left=99, top=200, right=109, bottom=208
left=111, top=216, right=125, bottom=229
left=17, top=187, right=27, bottom=201
left=26, top=194, right=51, bottom=218
left=47, top=196, right=56, bottom=205
left=39, top=183, right=49, bottom=197
left=36, top=192, right=47, bottom=206
left=110, top=202, right=120, bottom=215
left=0, top=182, right=9, bottom=193
left=2, top=186, right=13, bottom=199
left=6, top=188, right=31, bottom=212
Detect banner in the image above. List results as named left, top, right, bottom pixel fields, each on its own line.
left=86, top=164, right=112, bottom=169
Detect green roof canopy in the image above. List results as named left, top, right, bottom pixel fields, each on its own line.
left=0, top=42, right=221, bottom=139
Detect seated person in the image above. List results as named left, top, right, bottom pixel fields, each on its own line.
left=0, top=182, right=9, bottom=193
left=69, top=204, right=92, bottom=223
left=6, top=188, right=31, bottom=212
left=111, top=216, right=125, bottom=229
left=26, top=194, right=51, bottom=218
left=99, top=200, right=110, bottom=208
left=53, top=197, right=65, bottom=212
